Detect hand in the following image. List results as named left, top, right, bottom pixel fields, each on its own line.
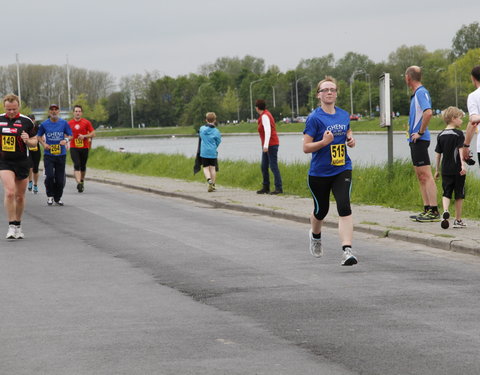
left=434, top=171, right=439, bottom=180
left=346, top=136, right=355, bottom=148
left=322, top=130, right=334, bottom=145
left=20, top=131, right=29, bottom=143
left=410, top=132, right=421, bottom=143
left=263, top=146, right=268, bottom=153
left=78, top=134, right=85, bottom=140
left=462, top=147, right=471, bottom=161
left=60, top=139, right=67, bottom=146
left=460, top=167, right=467, bottom=176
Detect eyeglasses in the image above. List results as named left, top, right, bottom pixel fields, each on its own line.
left=317, top=88, right=337, bottom=93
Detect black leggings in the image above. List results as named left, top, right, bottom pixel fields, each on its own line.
left=70, top=148, right=90, bottom=172
left=29, top=149, right=41, bottom=174
left=308, top=170, right=352, bottom=221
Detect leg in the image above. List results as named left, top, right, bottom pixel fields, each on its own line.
left=442, top=196, right=451, bottom=214
left=14, top=178, right=28, bottom=221
left=414, top=165, right=437, bottom=207
left=43, top=155, right=55, bottom=198
left=0, top=170, right=18, bottom=221
left=209, top=166, right=216, bottom=184
left=308, top=175, right=332, bottom=235
left=267, top=145, right=282, bottom=191
left=331, top=170, right=353, bottom=247
left=260, top=151, right=270, bottom=189
left=202, top=166, right=211, bottom=181
left=454, top=199, right=463, bottom=221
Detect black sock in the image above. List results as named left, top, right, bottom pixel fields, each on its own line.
left=342, top=245, right=352, bottom=251
left=424, top=205, right=429, bottom=213
left=431, top=206, right=439, bottom=214
left=9, top=221, right=15, bottom=226
left=312, top=232, right=321, bottom=239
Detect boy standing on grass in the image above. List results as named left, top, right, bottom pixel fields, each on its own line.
left=199, top=112, right=221, bottom=192
left=434, top=107, right=468, bottom=229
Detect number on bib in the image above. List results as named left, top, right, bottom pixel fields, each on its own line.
left=74, top=138, right=84, bottom=147
left=2, top=135, right=16, bottom=152
left=330, top=144, right=346, bottom=166
left=50, top=144, right=61, bottom=155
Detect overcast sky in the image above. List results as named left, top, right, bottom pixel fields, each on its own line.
left=2, top=0, right=479, bottom=83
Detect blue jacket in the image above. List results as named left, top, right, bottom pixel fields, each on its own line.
left=199, top=125, right=221, bottom=158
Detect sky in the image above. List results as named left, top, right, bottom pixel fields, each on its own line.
left=2, top=0, right=479, bottom=84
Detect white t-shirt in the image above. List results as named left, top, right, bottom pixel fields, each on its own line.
left=467, top=86, right=480, bottom=151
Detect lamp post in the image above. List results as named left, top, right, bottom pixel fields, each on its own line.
left=130, top=90, right=135, bottom=129
left=350, top=69, right=371, bottom=116
left=249, top=79, right=264, bottom=121
left=295, top=75, right=309, bottom=117
left=454, top=62, right=458, bottom=107
left=16, top=53, right=21, bottom=105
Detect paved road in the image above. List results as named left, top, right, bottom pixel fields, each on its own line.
left=2, top=180, right=480, bottom=374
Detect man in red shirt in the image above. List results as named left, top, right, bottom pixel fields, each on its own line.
left=68, top=105, right=95, bottom=192
left=255, top=99, right=283, bottom=194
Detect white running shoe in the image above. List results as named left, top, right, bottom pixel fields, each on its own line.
left=341, top=247, right=358, bottom=266
left=453, top=219, right=467, bottom=228
left=55, top=199, right=64, bottom=206
left=47, top=197, right=54, bottom=206
left=6, top=225, right=16, bottom=239
left=15, top=226, right=24, bottom=239
left=309, top=229, right=323, bottom=257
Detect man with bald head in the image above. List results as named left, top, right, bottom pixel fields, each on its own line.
left=405, top=65, right=439, bottom=222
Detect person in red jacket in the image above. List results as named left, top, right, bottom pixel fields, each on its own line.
left=68, top=105, right=95, bottom=193
left=255, top=99, right=283, bottom=194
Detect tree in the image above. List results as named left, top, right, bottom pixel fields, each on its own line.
left=451, top=22, right=480, bottom=58
left=447, top=49, right=480, bottom=109
left=222, top=87, right=239, bottom=122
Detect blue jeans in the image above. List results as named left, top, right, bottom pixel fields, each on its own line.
left=261, top=145, right=282, bottom=190
left=43, top=154, right=66, bottom=201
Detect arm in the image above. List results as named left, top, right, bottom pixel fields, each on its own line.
left=262, top=114, right=271, bottom=151
left=411, top=109, right=433, bottom=142
left=434, top=152, right=441, bottom=180
left=462, top=122, right=476, bottom=160
left=303, top=131, right=334, bottom=154
left=459, top=147, right=467, bottom=176
left=346, top=129, right=355, bottom=148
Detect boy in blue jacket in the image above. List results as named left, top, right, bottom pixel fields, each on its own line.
left=199, top=112, right=221, bottom=192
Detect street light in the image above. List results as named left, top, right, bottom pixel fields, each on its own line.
left=249, top=79, right=264, bottom=121
left=295, top=75, right=310, bottom=117
left=350, top=69, right=371, bottom=116
left=130, top=90, right=135, bottom=129
left=271, top=72, right=281, bottom=107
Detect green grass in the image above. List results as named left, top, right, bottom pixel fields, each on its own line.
left=87, top=147, right=480, bottom=219
left=96, top=115, right=457, bottom=138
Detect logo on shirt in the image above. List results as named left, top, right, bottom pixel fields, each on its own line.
left=2, top=127, right=17, bottom=134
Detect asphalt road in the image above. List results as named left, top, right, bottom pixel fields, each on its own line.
left=2, top=181, right=480, bottom=374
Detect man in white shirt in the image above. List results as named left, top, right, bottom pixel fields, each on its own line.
left=462, top=66, right=480, bottom=162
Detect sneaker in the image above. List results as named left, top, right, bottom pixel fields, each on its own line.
left=256, top=186, right=270, bottom=194
left=77, top=182, right=84, bottom=193
left=208, top=182, right=214, bottom=192
left=212, top=183, right=216, bottom=191
left=33, top=185, right=38, bottom=194
left=47, top=197, right=54, bottom=206
left=416, top=210, right=440, bottom=222
left=28, top=181, right=33, bottom=191
left=270, top=189, right=284, bottom=195
left=15, top=226, right=24, bottom=239
left=308, top=229, right=323, bottom=257
left=55, top=199, right=64, bottom=206
left=441, top=211, right=450, bottom=229
left=6, top=225, right=17, bottom=239
left=341, top=247, right=358, bottom=266
left=453, top=219, right=467, bottom=228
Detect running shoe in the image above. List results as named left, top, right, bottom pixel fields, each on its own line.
left=47, top=197, right=54, bottom=206
left=341, top=247, right=358, bottom=266
left=256, top=186, right=270, bottom=194
left=15, top=226, right=24, bottom=239
left=441, top=211, right=450, bottom=229
left=77, top=182, right=84, bottom=193
left=410, top=210, right=427, bottom=221
left=33, top=185, right=38, bottom=194
left=208, top=182, right=214, bottom=192
left=55, top=199, right=64, bottom=206
left=212, top=183, right=216, bottom=191
left=6, top=225, right=16, bottom=239
left=416, top=210, right=440, bottom=222
left=28, top=181, right=33, bottom=191
left=308, top=229, right=323, bottom=257
left=453, top=219, right=467, bottom=228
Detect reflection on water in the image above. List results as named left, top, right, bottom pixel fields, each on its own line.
left=93, top=133, right=480, bottom=176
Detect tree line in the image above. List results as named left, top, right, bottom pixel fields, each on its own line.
left=1, top=22, right=480, bottom=128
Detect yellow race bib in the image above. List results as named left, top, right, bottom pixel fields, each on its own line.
left=50, top=144, right=61, bottom=155
left=2, top=135, right=16, bottom=152
left=330, top=144, right=346, bottom=166
left=74, top=138, right=84, bottom=147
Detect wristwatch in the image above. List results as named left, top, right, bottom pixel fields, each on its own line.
left=463, top=143, right=470, bottom=148
left=417, top=132, right=424, bottom=136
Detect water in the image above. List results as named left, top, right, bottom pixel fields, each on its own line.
left=93, top=133, right=480, bottom=175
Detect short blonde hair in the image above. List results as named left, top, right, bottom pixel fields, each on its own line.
left=316, top=76, right=338, bottom=93
left=206, top=112, right=216, bottom=123
left=3, top=93, right=20, bottom=105
left=442, top=106, right=464, bottom=124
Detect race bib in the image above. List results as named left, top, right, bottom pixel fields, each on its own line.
left=74, top=138, right=84, bottom=147
left=29, top=146, right=38, bottom=151
left=50, top=144, right=61, bottom=155
left=330, top=144, right=346, bottom=166
left=2, top=135, right=16, bottom=152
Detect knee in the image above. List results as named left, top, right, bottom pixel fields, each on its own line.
left=338, top=207, right=352, bottom=217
